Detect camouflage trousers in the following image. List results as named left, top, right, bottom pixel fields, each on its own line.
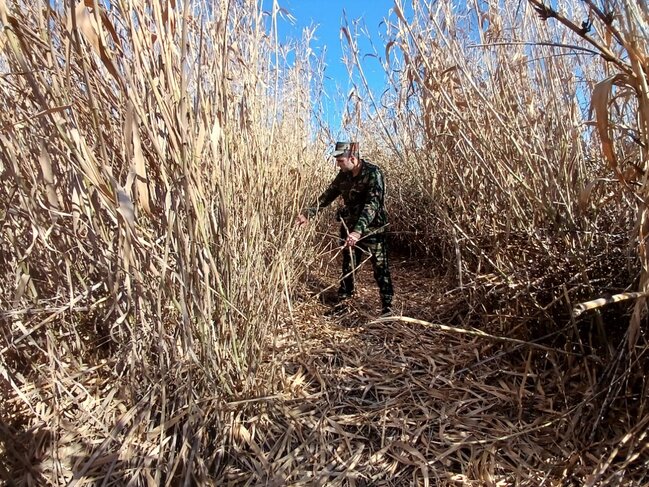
left=338, top=227, right=394, bottom=309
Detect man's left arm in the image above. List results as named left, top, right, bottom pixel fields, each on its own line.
left=353, top=169, right=385, bottom=236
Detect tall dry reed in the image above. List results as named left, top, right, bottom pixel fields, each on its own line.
left=1, top=0, right=325, bottom=483
left=342, top=0, right=648, bottom=482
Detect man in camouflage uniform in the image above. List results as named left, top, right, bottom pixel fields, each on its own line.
left=296, top=142, right=394, bottom=315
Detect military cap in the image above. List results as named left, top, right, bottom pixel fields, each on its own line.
left=332, top=141, right=359, bottom=157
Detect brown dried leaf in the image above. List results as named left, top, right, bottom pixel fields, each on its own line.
left=578, top=180, right=598, bottom=213
left=590, top=74, right=626, bottom=169
left=39, top=140, right=60, bottom=210
left=116, top=183, right=136, bottom=229
left=385, top=40, right=395, bottom=68
left=340, top=26, right=352, bottom=46
left=393, top=1, right=407, bottom=24
left=129, top=102, right=152, bottom=216
left=70, top=3, right=121, bottom=83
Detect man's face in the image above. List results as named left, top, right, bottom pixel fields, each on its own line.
left=336, top=156, right=355, bottom=172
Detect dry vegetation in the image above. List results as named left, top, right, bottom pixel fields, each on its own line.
left=1, top=0, right=648, bottom=485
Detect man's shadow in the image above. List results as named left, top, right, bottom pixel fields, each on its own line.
left=301, top=271, right=341, bottom=307
left=0, top=419, right=136, bottom=485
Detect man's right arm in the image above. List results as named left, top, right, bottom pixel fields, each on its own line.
left=303, top=174, right=342, bottom=218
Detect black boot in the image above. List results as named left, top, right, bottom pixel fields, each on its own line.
left=381, top=298, right=393, bottom=317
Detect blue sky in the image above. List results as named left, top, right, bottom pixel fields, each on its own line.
left=262, top=0, right=400, bottom=133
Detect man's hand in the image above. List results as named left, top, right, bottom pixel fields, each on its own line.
left=345, top=231, right=361, bottom=247
left=295, top=214, right=308, bottom=227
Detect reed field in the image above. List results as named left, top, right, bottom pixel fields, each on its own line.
left=1, top=0, right=648, bottom=485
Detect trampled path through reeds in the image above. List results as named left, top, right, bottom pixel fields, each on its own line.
left=215, top=247, right=647, bottom=485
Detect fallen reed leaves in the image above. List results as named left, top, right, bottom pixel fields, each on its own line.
left=219, top=259, right=648, bottom=485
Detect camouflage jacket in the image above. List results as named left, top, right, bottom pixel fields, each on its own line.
left=306, top=160, right=388, bottom=236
